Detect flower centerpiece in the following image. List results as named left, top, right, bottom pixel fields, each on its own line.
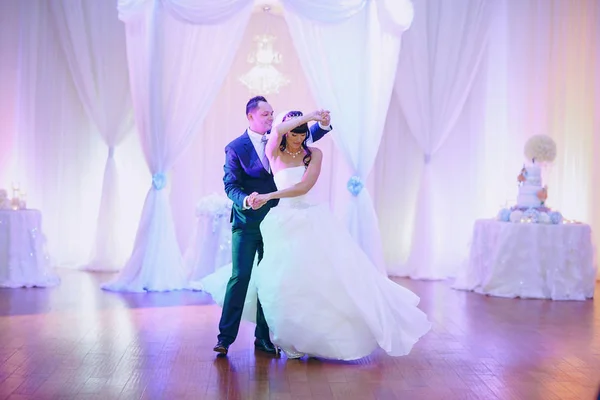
left=524, top=134, right=557, bottom=164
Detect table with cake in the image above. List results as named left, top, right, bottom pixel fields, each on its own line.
left=453, top=135, right=597, bottom=300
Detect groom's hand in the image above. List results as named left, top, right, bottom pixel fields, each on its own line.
left=320, top=111, right=331, bottom=126
left=250, top=194, right=270, bottom=210
left=244, top=192, right=259, bottom=209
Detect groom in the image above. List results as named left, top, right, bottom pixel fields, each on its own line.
left=214, top=96, right=331, bottom=355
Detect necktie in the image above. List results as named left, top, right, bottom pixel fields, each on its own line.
left=260, top=134, right=270, bottom=171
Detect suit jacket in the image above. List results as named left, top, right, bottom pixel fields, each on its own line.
left=223, top=123, right=329, bottom=229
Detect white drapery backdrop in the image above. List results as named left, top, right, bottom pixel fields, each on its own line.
left=50, top=0, right=134, bottom=272
left=283, top=0, right=413, bottom=273
left=389, top=0, right=495, bottom=279
left=375, top=0, right=599, bottom=279
left=484, top=0, right=600, bottom=277
left=104, top=0, right=414, bottom=291
left=102, top=0, right=254, bottom=292
left=0, top=0, right=113, bottom=268
left=1, top=0, right=597, bottom=284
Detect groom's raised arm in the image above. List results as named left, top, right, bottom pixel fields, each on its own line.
left=310, top=123, right=332, bottom=143
left=309, top=112, right=332, bottom=143
left=223, top=146, right=248, bottom=208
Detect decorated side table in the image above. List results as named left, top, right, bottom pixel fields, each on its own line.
left=184, top=194, right=233, bottom=282
left=0, top=209, right=60, bottom=288
left=453, top=219, right=596, bottom=301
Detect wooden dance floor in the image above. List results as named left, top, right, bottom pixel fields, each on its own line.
left=0, top=269, right=598, bottom=399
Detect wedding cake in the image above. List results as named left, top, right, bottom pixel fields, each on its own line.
left=516, top=163, right=545, bottom=208
left=497, top=135, right=563, bottom=224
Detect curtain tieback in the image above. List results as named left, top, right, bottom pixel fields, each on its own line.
left=347, top=175, right=364, bottom=196
left=152, top=173, right=167, bottom=190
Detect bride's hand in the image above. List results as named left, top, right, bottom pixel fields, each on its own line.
left=320, top=111, right=331, bottom=126
left=310, top=109, right=329, bottom=123
left=251, top=193, right=272, bottom=210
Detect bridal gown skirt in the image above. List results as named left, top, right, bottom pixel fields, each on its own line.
left=201, top=200, right=431, bottom=360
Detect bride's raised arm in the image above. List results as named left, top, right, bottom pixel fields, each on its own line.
left=265, top=110, right=324, bottom=159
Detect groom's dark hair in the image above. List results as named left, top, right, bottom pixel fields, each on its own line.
left=246, top=96, right=268, bottom=115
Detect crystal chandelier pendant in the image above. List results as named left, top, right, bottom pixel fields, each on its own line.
left=239, top=33, right=290, bottom=95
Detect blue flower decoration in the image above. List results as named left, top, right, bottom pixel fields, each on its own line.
left=497, top=208, right=511, bottom=222
left=549, top=211, right=563, bottom=225
left=152, top=172, right=167, bottom=190
left=347, top=175, right=364, bottom=196
left=523, top=208, right=540, bottom=223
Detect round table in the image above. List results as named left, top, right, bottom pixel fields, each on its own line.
left=453, top=219, right=596, bottom=300
left=0, top=209, right=60, bottom=288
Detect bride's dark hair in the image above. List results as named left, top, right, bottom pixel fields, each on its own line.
left=279, top=110, right=312, bottom=167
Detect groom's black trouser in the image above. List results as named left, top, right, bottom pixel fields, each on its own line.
left=217, top=226, right=270, bottom=345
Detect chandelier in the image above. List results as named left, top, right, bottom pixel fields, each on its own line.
left=239, top=34, right=290, bottom=95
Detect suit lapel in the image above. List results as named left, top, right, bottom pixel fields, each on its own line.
left=240, top=131, right=255, bottom=161
left=240, top=131, right=270, bottom=175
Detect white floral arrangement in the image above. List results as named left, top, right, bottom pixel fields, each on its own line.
left=196, top=193, right=233, bottom=218
left=524, top=134, right=557, bottom=163
left=497, top=207, right=563, bottom=224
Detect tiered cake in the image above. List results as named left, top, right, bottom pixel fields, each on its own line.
left=497, top=135, right=562, bottom=224
left=516, top=163, right=545, bottom=208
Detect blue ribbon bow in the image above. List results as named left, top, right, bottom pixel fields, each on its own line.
left=347, top=175, right=364, bottom=196
left=152, top=173, right=167, bottom=190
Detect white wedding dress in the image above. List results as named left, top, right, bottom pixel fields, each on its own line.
left=200, top=166, right=431, bottom=360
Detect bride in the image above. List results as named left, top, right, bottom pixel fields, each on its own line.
left=201, top=110, right=431, bottom=360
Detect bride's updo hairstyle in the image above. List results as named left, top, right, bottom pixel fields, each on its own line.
left=279, top=110, right=312, bottom=168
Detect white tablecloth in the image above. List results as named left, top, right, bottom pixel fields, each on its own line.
left=184, top=212, right=232, bottom=282
left=453, top=219, right=596, bottom=300
left=0, top=209, right=60, bottom=288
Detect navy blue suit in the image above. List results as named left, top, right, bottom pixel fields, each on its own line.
left=217, top=123, right=330, bottom=345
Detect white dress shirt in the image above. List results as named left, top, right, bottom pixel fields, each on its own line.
left=247, top=128, right=270, bottom=172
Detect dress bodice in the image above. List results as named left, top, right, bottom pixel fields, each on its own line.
left=273, top=166, right=313, bottom=207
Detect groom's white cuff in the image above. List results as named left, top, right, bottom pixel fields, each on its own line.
left=318, top=122, right=332, bottom=131
left=243, top=195, right=250, bottom=210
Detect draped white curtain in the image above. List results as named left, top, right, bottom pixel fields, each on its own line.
left=483, top=0, right=600, bottom=277
left=2, top=0, right=595, bottom=283
left=0, top=1, right=20, bottom=186
left=282, top=0, right=367, bottom=22
left=118, top=0, right=252, bottom=23
left=0, top=0, right=112, bottom=269
left=102, top=0, right=253, bottom=291
left=283, top=0, right=413, bottom=274
left=375, top=0, right=598, bottom=279
left=391, top=0, right=495, bottom=279
left=50, top=0, right=134, bottom=272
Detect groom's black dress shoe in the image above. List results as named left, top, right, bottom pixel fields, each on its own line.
left=213, top=341, right=229, bottom=356
left=254, top=338, right=278, bottom=355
